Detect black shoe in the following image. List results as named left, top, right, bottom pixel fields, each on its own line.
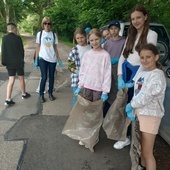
left=22, top=92, right=31, bottom=99
left=4, top=99, right=15, bottom=106
left=39, top=96, right=45, bottom=103
left=49, top=94, right=55, bottom=101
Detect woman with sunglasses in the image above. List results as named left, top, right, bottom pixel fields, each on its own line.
left=34, top=16, right=61, bottom=103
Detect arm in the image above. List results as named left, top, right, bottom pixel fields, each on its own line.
left=53, top=44, right=61, bottom=61
left=1, top=37, right=6, bottom=66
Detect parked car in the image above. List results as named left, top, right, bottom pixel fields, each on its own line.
left=101, top=22, right=170, bottom=66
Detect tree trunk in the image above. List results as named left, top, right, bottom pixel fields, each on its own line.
left=3, top=0, right=9, bottom=23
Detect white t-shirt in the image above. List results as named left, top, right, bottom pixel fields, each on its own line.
left=118, top=29, right=158, bottom=75
left=77, top=44, right=91, bottom=64
left=36, top=30, right=58, bottom=63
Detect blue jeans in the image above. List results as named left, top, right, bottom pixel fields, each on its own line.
left=72, top=87, right=78, bottom=107
left=39, top=58, right=56, bottom=96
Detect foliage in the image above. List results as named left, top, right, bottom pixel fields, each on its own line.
left=0, top=0, right=170, bottom=42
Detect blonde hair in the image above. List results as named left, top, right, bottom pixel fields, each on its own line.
left=88, top=28, right=102, bottom=39
left=41, top=16, right=52, bottom=28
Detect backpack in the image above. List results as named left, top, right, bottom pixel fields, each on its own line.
left=33, top=30, right=56, bottom=61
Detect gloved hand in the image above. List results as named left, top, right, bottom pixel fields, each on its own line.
left=74, top=88, right=82, bottom=95
left=125, top=82, right=134, bottom=88
left=101, top=38, right=106, bottom=44
left=58, top=60, right=63, bottom=67
left=101, top=94, right=108, bottom=102
left=118, top=76, right=126, bottom=90
left=125, top=103, right=136, bottom=122
left=84, top=27, right=91, bottom=34
left=34, top=59, right=38, bottom=68
left=111, top=57, right=119, bottom=65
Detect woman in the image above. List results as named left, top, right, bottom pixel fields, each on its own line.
left=34, top=16, right=61, bottom=103
left=114, top=4, right=158, bottom=150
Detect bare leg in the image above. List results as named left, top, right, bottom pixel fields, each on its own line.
left=6, top=76, right=15, bottom=99
left=141, top=132, right=156, bottom=170
left=18, top=75, right=26, bottom=94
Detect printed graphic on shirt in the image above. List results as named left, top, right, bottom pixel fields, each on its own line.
left=43, top=36, right=53, bottom=47
left=135, top=77, right=144, bottom=96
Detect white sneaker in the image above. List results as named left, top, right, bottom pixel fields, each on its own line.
left=113, top=137, right=131, bottom=149
left=79, top=141, right=84, bottom=146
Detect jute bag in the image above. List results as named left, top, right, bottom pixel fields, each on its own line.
left=62, top=95, right=103, bottom=152
left=102, top=88, right=131, bottom=141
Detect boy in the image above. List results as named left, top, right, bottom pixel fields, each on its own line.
left=103, top=20, right=125, bottom=116
left=1, top=22, right=31, bottom=106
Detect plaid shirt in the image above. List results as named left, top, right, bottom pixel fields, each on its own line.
left=68, top=45, right=80, bottom=87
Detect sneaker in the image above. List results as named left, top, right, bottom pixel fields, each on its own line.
left=49, top=94, right=55, bottom=101
left=22, top=92, right=31, bottom=99
left=36, top=89, right=46, bottom=94
left=79, top=141, right=84, bottom=146
left=113, top=137, right=131, bottom=150
left=39, top=96, right=45, bottom=103
left=138, top=165, right=146, bottom=170
left=4, top=99, right=15, bottom=106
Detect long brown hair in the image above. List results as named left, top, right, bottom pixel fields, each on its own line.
left=123, top=4, right=150, bottom=58
left=139, top=43, right=163, bottom=70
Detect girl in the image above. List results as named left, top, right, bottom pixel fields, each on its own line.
left=34, top=16, right=62, bottom=103
left=126, top=43, right=166, bottom=170
left=114, top=4, right=158, bottom=150
left=74, top=28, right=111, bottom=147
left=68, top=27, right=91, bottom=106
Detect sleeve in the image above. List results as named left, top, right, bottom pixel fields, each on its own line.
left=131, top=71, right=165, bottom=108
left=19, top=36, right=24, bottom=59
left=102, top=53, right=111, bottom=94
left=78, top=54, right=86, bottom=88
left=147, top=30, right=158, bottom=46
left=1, top=36, right=6, bottom=66
left=117, top=38, right=127, bottom=75
left=54, top=33, right=58, bottom=44
left=68, top=47, right=76, bottom=73
left=36, top=32, right=40, bottom=44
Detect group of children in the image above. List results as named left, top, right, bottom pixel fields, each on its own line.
left=1, top=4, right=166, bottom=170
left=66, top=4, right=166, bottom=170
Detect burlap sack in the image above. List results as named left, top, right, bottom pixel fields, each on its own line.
left=102, top=88, right=131, bottom=141
left=62, top=95, right=103, bottom=152
left=130, top=121, right=141, bottom=170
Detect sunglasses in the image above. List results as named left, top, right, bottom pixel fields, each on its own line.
left=43, top=22, right=51, bottom=25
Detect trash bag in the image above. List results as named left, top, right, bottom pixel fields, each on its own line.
left=62, top=95, right=103, bottom=152
left=102, top=88, right=131, bottom=141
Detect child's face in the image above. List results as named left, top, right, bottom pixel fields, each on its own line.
left=75, top=34, right=86, bottom=46
left=109, top=25, right=120, bottom=38
left=89, top=34, right=101, bottom=50
left=102, top=30, right=110, bottom=40
left=131, top=11, right=147, bottom=33
left=140, top=49, right=158, bottom=71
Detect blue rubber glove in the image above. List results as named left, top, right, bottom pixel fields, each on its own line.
left=74, top=88, right=82, bottom=95
left=101, top=94, right=108, bottom=102
left=58, top=60, right=63, bottom=67
left=34, top=60, right=38, bottom=68
left=125, top=103, right=136, bottom=122
left=125, top=82, right=134, bottom=88
left=111, top=57, right=119, bottom=65
left=101, top=38, right=106, bottom=44
left=84, top=27, right=91, bottom=34
left=118, top=76, right=126, bottom=90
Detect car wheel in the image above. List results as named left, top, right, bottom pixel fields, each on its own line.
left=157, top=41, right=169, bottom=65
left=165, top=66, right=170, bottom=78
